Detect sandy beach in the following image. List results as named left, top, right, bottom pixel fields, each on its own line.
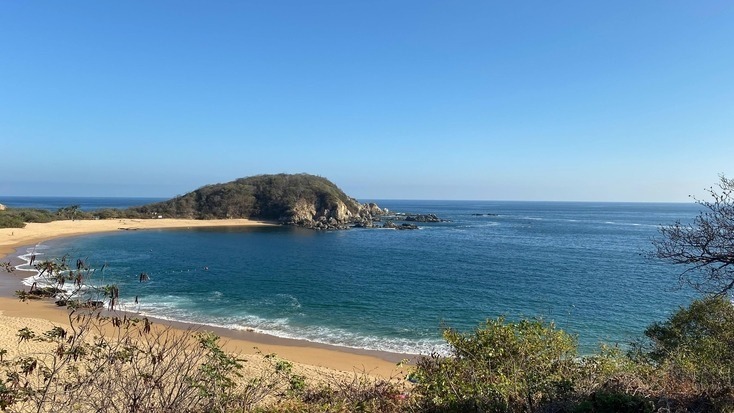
left=0, top=218, right=276, bottom=258
left=0, top=219, right=407, bottom=381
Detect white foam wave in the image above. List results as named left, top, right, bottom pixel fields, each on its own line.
left=131, top=300, right=447, bottom=355
left=603, top=221, right=656, bottom=228
left=14, top=244, right=113, bottom=305
left=14, top=244, right=48, bottom=273
left=275, top=293, right=301, bottom=308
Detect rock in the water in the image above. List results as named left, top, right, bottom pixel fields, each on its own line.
left=363, top=202, right=387, bottom=217
left=404, top=214, right=444, bottom=223
left=382, top=221, right=419, bottom=230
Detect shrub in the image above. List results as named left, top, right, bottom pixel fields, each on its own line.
left=639, top=295, right=734, bottom=407
left=0, top=208, right=57, bottom=228
left=265, top=371, right=408, bottom=413
left=0, top=311, right=292, bottom=413
left=412, top=317, right=578, bottom=412
left=0, top=214, right=25, bottom=228
left=573, top=391, right=654, bottom=413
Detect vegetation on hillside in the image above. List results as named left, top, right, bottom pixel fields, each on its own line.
left=0, top=204, right=149, bottom=228
left=0, top=174, right=368, bottom=228
left=129, top=173, right=362, bottom=220
left=0, top=208, right=57, bottom=228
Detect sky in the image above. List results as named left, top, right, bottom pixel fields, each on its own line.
left=1, top=1, right=733, bottom=202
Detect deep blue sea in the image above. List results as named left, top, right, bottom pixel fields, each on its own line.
left=4, top=197, right=701, bottom=355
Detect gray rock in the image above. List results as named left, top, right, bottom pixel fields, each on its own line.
left=404, top=214, right=444, bottom=223
left=382, top=221, right=419, bottom=230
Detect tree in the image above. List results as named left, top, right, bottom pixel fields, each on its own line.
left=653, top=175, right=734, bottom=296
left=57, top=204, right=81, bottom=220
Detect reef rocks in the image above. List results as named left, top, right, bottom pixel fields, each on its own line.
left=404, top=214, right=444, bottom=223
left=382, top=221, right=419, bottom=230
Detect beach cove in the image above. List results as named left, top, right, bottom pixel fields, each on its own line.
left=1, top=201, right=702, bottom=356
left=0, top=219, right=406, bottom=381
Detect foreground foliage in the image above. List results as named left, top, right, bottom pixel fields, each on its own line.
left=410, top=305, right=734, bottom=413
left=636, top=296, right=734, bottom=410
left=1, top=294, right=733, bottom=412
left=412, top=318, right=577, bottom=412
left=0, top=312, right=304, bottom=412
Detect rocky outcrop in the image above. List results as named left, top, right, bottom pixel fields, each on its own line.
left=404, top=214, right=445, bottom=223
left=0, top=203, right=5, bottom=211
left=283, top=199, right=389, bottom=230
left=382, top=221, right=419, bottom=230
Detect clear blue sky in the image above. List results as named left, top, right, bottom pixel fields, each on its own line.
left=1, top=1, right=732, bottom=201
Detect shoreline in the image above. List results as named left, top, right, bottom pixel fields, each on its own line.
left=0, top=218, right=278, bottom=258
left=0, top=219, right=410, bottom=378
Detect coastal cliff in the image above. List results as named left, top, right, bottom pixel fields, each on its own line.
left=130, top=174, right=387, bottom=230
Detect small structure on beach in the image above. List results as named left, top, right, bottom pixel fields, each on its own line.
left=0, top=203, right=6, bottom=211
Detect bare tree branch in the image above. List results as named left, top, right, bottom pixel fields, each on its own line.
left=653, top=175, right=734, bottom=296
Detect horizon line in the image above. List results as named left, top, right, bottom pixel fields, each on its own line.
left=0, top=194, right=694, bottom=205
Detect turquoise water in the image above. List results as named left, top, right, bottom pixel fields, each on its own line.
left=12, top=200, right=700, bottom=354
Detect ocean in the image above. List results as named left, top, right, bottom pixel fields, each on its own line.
left=4, top=197, right=700, bottom=355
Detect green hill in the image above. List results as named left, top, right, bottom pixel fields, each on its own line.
left=129, top=174, right=385, bottom=229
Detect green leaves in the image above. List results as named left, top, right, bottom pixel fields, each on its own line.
left=16, top=328, right=35, bottom=343
left=194, top=331, right=245, bottom=409
left=414, top=317, right=578, bottom=412
left=642, top=295, right=734, bottom=393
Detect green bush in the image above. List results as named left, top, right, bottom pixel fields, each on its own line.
left=0, top=208, right=58, bottom=228
left=644, top=296, right=734, bottom=361
left=0, top=214, right=25, bottom=228
left=412, top=317, right=578, bottom=412
left=641, top=295, right=734, bottom=402
left=573, top=391, right=654, bottom=413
